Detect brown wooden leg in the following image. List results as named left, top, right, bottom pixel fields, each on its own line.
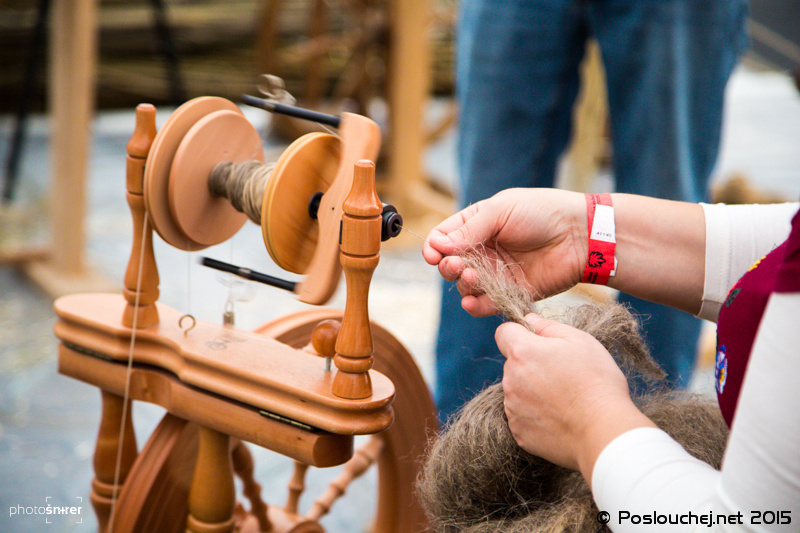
left=91, top=390, right=138, bottom=532
left=186, top=426, right=236, bottom=533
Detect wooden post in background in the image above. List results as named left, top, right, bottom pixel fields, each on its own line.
left=387, top=0, right=429, bottom=218
left=385, top=0, right=455, bottom=230
left=50, top=0, right=96, bottom=275
left=23, top=0, right=116, bottom=296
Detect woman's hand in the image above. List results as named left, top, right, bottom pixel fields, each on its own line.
left=422, top=188, right=587, bottom=316
left=497, top=314, right=656, bottom=483
left=424, top=190, right=707, bottom=316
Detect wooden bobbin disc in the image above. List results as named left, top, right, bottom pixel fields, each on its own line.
left=169, top=110, right=264, bottom=248
left=261, top=132, right=341, bottom=274
left=144, top=97, right=261, bottom=251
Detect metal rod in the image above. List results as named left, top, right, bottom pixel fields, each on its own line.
left=201, top=257, right=297, bottom=293
left=241, top=95, right=341, bottom=128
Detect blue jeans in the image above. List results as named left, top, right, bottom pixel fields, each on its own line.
left=436, top=0, right=748, bottom=422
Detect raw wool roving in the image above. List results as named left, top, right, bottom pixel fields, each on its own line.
left=207, top=160, right=276, bottom=224
left=459, top=248, right=666, bottom=384
left=458, top=248, right=541, bottom=330
left=418, top=300, right=729, bottom=533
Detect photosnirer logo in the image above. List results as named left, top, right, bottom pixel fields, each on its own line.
left=8, top=496, right=84, bottom=526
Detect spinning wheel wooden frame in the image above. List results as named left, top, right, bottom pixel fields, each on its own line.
left=54, top=101, right=437, bottom=532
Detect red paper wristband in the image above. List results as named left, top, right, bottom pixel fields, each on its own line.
left=581, top=193, right=616, bottom=285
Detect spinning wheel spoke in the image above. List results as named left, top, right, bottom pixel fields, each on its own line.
left=286, top=461, right=310, bottom=514
left=329, top=37, right=378, bottom=107
left=257, top=0, right=390, bottom=135
left=305, top=435, right=386, bottom=522
left=232, top=441, right=272, bottom=532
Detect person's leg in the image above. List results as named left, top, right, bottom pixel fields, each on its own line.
left=435, top=284, right=505, bottom=422
left=436, top=0, right=587, bottom=422
left=457, top=0, right=587, bottom=204
left=588, top=0, right=748, bottom=387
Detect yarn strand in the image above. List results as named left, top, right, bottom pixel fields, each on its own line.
left=459, top=246, right=541, bottom=330
left=208, top=160, right=275, bottom=224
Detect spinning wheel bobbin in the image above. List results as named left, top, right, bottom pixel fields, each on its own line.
left=143, top=97, right=343, bottom=277
left=260, top=132, right=340, bottom=273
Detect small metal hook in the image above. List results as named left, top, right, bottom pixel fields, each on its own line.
left=222, top=300, right=235, bottom=326
left=179, top=314, right=196, bottom=336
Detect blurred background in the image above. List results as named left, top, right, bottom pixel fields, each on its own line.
left=1, top=0, right=799, bottom=531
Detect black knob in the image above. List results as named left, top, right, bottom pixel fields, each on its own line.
left=308, top=191, right=324, bottom=220
left=381, top=204, right=403, bottom=241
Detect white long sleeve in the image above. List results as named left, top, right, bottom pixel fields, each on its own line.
left=697, top=202, right=797, bottom=321
left=712, top=292, right=800, bottom=529
left=593, top=292, right=800, bottom=532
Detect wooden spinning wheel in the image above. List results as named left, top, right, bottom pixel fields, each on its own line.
left=54, top=102, right=438, bottom=532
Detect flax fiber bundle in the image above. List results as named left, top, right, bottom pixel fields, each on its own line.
left=418, top=298, right=729, bottom=533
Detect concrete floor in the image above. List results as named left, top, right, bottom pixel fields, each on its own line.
left=1, top=64, right=800, bottom=532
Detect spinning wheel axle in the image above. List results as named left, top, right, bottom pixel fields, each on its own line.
left=379, top=203, right=403, bottom=241
left=308, top=196, right=403, bottom=243
left=200, top=256, right=297, bottom=293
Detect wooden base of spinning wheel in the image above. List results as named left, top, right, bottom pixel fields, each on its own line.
left=57, top=294, right=396, bottom=439
left=85, top=310, right=437, bottom=533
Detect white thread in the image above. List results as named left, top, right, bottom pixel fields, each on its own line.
left=186, top=245, right=192, bottom=317
left=108, top=215, right=150, bottom=530
left=397, top=224, right=429, bottom=244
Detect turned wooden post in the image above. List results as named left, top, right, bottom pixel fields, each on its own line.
left=91, top=391, right=138, bottom=532
left=231, top=441, right=271, bottom=532
left=122, top=103, right=159, bottom=328
left=285, top=461, right=310, bottom=515
left=332, top=160, right=382, bottom=399
left=91, top=107, right=156, bottom=531
left=306, top=437, right=385, bottom=522
left=186, top=426, right=236, bottom=533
